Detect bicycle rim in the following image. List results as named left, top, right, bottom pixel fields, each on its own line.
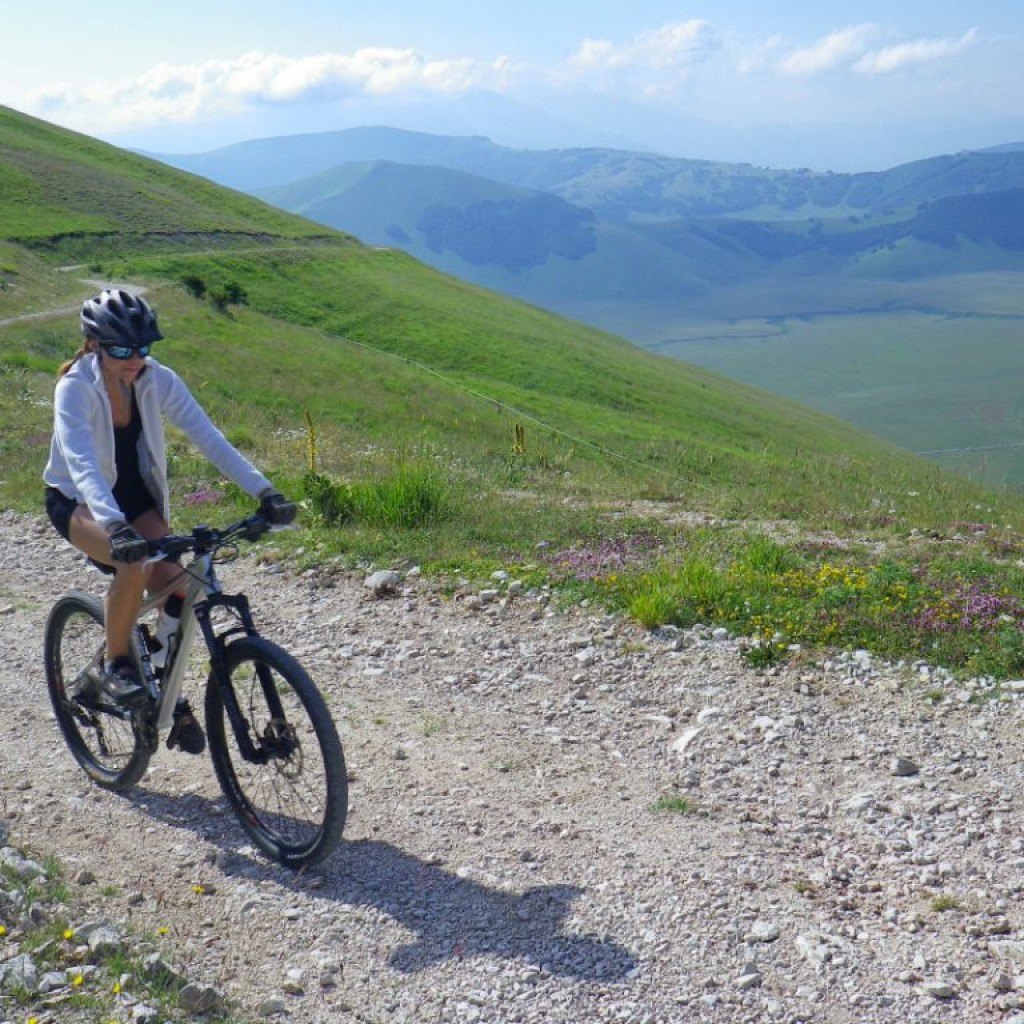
left=43, top=592, right=150, bottom=790
left=206, top=637, right=347, bottom=868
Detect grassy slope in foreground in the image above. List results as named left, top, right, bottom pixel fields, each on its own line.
left=2, top=103, right=1022, bottom=537
left=104, top=245, right=986, bottom=510
left=7, top=106, right=1024, bottom=680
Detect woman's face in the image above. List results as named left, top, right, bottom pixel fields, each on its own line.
left=98, top=346, right=146, bottom=387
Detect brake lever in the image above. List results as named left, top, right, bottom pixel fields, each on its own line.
left=142, top=548, right=171, bottom=569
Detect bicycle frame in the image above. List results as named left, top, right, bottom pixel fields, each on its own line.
left=135, top=550, right=217, bottom=733
left=137, top=545, right=280, bottom=763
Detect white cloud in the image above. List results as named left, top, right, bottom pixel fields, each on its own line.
left=565, top=20, right=719, bottom=79
left=778, top=24, right=877, bottom=76
left=30, top=23, right=723, bottom=133
left=23, top=20, right=985, bottom=144
left=853, top=28, right=977, bottom=74
left=776, top=24, right=978, bottom=78
left=735, top=34, right=784, bottom=75
left=31, top=47, right=513, bottom=130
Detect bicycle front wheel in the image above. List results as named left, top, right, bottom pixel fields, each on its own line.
left=205, top=636, right=347, bottom=868
left=43, top=591, right=151, bottom=790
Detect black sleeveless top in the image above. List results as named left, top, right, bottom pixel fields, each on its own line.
left=112, top=391, right=156, bottom=520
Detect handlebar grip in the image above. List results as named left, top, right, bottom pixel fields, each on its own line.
left=242, top=514, right=270, bottom=541
left=136, top=514, right=272, bottom=563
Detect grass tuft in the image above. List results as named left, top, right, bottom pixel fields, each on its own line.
left=651, top=795, right=701, bottom=814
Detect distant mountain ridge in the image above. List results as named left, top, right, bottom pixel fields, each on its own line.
left=144, top=127, right=1024, bottom=320
left=148, top=126, right=1024, bottom=220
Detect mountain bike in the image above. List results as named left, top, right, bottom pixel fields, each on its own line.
left=43, top=512, right=347, bottom=868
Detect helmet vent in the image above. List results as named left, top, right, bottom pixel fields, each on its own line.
left=79, top=289, right=163, bottom=345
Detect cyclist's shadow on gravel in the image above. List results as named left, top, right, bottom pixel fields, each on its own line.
left=127, top=791, right=637, bottom=982
left=333, top=838, right=637, bottom=980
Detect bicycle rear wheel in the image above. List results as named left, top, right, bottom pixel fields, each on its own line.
left=206, top=636, right=347, bottom=868
left=43, top=591, right=151, bottom=790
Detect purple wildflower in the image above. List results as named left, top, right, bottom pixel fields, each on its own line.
left=545, top=532, right=663, bottom=581
left=183, top=487, right=223, bottom=507
left=911, top=576, right=1024, bottom=632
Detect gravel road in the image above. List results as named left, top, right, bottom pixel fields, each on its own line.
left=3, top=507, right=1024, bottom=1024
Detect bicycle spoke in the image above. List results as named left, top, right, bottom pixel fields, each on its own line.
left=206, top=636, right=346, bottom=868
left=237, top=668, right=328, bottom=842
left=44, top=592, right=151, bottom=789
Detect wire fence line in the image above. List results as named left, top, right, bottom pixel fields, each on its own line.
left=916, top=442, right=1024, bottom=456
left=333, top=330, right=696, bottom=484
left=13, top=279, right=1005, bottom=480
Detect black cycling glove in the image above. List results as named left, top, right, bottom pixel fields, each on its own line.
left=259, top=491, right=297, bottom=526
left=109, top=523, right=148, bottom=563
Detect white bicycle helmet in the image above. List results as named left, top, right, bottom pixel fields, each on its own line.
left=80, top=289, right=163, bottom=345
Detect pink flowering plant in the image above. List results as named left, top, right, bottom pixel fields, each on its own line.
left=547, top=527, right=1024, bottom=679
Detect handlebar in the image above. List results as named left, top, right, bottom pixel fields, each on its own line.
left=144, top=513, right=273, bottom=565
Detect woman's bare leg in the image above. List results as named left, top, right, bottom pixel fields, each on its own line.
left=67, top=507, right=147, bottom=663
left=129, top=508, right=185, bottom=599
left=67, top=505, right=184, bottom=665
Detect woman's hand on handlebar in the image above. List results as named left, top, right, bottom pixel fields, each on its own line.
left=258, top=490, right=297, bottom=526
left=108, top=522, right=148, bottom=563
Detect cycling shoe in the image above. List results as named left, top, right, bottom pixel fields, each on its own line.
left=101, top=656, right=149, bottom=708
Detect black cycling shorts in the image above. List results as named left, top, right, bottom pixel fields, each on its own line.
left=112, top=473, right=157, bottom=525
left=44, top=486, right=77, bottom=542
left=44, top=487, right=115, bottom=575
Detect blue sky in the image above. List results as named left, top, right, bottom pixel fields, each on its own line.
left=3, top=0, right=1022, bottom=170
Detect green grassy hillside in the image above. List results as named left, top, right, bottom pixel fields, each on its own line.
left=249, top=156, right=1024, bottom=304
left=0, top=104, right=1011, bottom=524
left=259, top=161, right=596, bottom=272
left=152, top=128, right=1024, bottom=492
left=259, top=160, right=530, bottom=228
left=10, top=105, right=1024, bottom=678
left=3, top=105, right=1023, bottom=553
left=0, top=110, right=326, bottom=245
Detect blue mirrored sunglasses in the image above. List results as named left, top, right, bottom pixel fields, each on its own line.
left=100, top=342, right=152, bottom=360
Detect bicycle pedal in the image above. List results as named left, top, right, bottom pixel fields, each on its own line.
left=69, top=669, right=101, bottom=700
left=167, top=707, right=206, bottom=755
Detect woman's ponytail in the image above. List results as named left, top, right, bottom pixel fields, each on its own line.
left=57, top=343, right=92, bottom=378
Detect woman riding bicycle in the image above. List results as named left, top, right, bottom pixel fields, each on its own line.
left=42, top=288, right=295, bottom=751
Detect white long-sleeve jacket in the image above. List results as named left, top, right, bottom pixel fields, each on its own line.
left=43, top=353, right=272, bottom=530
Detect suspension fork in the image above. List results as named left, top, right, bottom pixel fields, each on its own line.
left=194, top=598, right=288, bottom=765
left=195, top=594, right=271, bottom=764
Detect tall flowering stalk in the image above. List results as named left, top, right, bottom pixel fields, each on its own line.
left=304, top=409, right=319, bottom=476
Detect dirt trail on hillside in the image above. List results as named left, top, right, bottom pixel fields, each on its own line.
left=0, top=275, right=149, bottom=327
